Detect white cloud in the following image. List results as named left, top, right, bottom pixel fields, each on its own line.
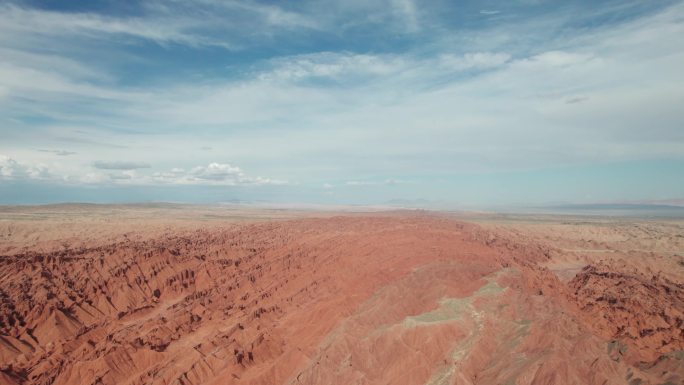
left=0, top=4, right=234, bottom=49
left=184, top=163, right=285, bottom=185
left=0, top=154, right=284, bottom=187
left=257, top=51, right=510, bottom=84
left=1, top=0, right=683, bottom=194
left=191, top=0, right=318, bottom=30
left=392, top=0, right=419, bottom=32
left=438, top=52, right=511, bottom=71
left=0, top=155, right=50, bottom=180
left=152, top=163, right=286, bottom=186
left=259, top=52, right=407, bottom=82
left=513, top=51, right=595, bottom=69
left=189, top=162, right=243, bottom=181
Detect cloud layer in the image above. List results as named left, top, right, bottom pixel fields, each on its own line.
left=1, top=0, right=683, bottom=205
left=93, top=161, right=151, bottom=170
left=0, top=155, right=282, bottom=187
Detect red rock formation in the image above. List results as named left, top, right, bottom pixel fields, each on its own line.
left=569, top=260, right=684, bottom=363
left=0, top=213, right=681, bottom=385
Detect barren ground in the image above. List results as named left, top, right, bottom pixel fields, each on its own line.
left=0, top=205, right=682, bottom=385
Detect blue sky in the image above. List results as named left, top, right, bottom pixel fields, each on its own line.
left=1, top=0, right=683, bottom=207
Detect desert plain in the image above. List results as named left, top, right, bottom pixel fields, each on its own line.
left=0, top=204, right=682, bottom=385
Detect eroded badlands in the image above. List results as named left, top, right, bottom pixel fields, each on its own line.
left=0, top=206, right=682, bottom=385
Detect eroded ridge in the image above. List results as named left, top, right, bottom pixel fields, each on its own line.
left=0, top=214, right=682, bottom=385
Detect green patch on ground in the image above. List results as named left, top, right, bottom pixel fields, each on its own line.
left=420, top=275, right=510, bottom=385
left=403, top=297, right=471, bottom=326
left=404, top=279, right=504, bottom=328
left=475, top=279, right=504, bottom=295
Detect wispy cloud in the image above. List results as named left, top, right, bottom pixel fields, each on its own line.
left=258, top=52, right=407, bottom=82
left=188, top=0, right=319, bottom=30
left=346, top=179, right=406, bottom=186
left=0, top=3, right=235, bottom=49
left=93, top=161, right=151, bottom=170
left=1, top=1, right=683, bottom=204
left=38, top=149, right=77, bottom=156
left=109, top=172, right=134, bottom=180
left=565, top=96, right=589, bottom=104
left=257, top=51, right=510, bottom=84
left=392, top=0, right=420, bottom=32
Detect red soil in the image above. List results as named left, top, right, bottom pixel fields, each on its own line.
left=0, top=212, right=682, bottom=385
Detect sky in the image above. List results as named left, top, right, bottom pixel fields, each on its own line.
left=1, top=0, right=683, bottom=208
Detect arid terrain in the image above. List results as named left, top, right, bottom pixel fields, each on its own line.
left=0, top=205, right=682, bottom=385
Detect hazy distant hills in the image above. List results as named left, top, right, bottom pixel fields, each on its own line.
left=542, top=203, right=684, bottom=218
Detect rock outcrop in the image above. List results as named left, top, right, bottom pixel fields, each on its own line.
left=0, top=213, right=681, bottom=385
